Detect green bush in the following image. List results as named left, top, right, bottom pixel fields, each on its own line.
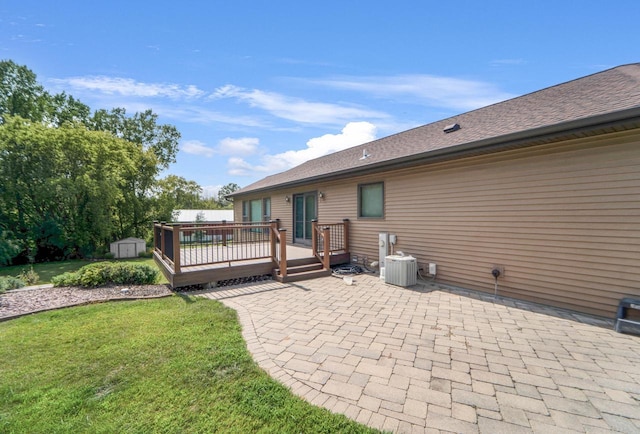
left=51, top=272, right=77, bottom=287
left=138, top=250, right=153, bottom=258
left=52, top=262, right=158, bottom=287
left=103, top=252, right=115, bottom=260
left=0, top=276, right=26, bottom=293
left=17, top=266, right=39, bottom=285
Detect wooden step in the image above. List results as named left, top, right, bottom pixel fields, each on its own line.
left=286, top=257, right=322, bottom=267
left=273, top=256, right=332, bottom=283
left=274, top=262, right=323, bottom=275
left=275, top=268, right=331, bottom=283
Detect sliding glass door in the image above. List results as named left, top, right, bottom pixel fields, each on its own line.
left=293, top=192, right=317, bottom=245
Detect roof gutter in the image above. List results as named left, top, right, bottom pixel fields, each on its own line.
left=232, top=106, right=640, bottom=197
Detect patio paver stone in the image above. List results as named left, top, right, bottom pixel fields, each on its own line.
left=191, top=274, right=640, bottom=433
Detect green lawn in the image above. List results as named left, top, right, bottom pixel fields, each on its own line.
left=0, top=257, right=168, bottom=285
left=0, top=296, right=379, bottom=434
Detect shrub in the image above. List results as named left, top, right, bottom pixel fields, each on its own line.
left=0, top=276, right=26, bottom=293
left=138, top=250, right=153, bottom=258
left=52, top=262, right=159, bottom=287
left=17, top=266, right=39, bottom=285
left=103, top=252, right=115, bottom=260
left=51, top=272, right=77, bottom=287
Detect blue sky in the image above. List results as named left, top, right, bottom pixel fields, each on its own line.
left=2, top=1, right=639, bottom=197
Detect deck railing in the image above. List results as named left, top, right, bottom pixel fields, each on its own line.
left=270, top=222, right=287, bottom=278
left=153, top=221, right=275, bottom=272
left=312, top=219, right=349, bottom=269
left=153, top=218, right=349, bottom=276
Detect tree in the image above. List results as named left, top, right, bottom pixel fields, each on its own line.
left=0, top=116, right=140, bottom=260
left=89, top=108, right=179, bottom=169
left=217, top=183, right=240, bottom=207
left=0, top=60, right=185, bottom=262
left=0, top=60, right=47, bottom=123
left=0, top=60, right=91, bottom=126
left=89, top=108, right=181, bottom=237
left=45, top=92, right=91, bottom=126
left=0, top=226, right=20, bottom=265
left=153, top=175, right=203, bottom=222
left=197, top=195, right=224, bottom=209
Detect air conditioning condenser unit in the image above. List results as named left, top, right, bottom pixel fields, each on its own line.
left=384, top=255, right=417, bottom=287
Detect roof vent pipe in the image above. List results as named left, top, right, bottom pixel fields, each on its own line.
left=443, top=123, right=460, bottom=133
left=360, top=149, right=371, bottom=160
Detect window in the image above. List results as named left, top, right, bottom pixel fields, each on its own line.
left=263, top=198, right=271, bottom=221
left=242, top=201, right=250, bottom=222
left=358, top=182, right=384, bottom=218
left=250, top=200, right=262, bottom=223
left=242, top=198, right=271, bottom=222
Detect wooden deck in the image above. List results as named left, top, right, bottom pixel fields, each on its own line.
left=154, top=244, right=318, bottom=287
left=153, top=220, right=350, bottom=288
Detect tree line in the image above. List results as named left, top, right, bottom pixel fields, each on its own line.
left=0, top=60, right=238, bottom=265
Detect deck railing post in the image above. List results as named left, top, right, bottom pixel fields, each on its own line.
left=153, top=221, right=158, bottom=252
left=342, top=218, right=350, bottom=253
left=278, top=228, right=287, bottom=278
left=311, top=219, right=318, bottom=253
left=322, top=227, right=331, bottom=270
left=160, top=221, right=166, bottom=259
left=173, top=224, right=181, bottom=274
left=270, top=220, right=278, bottom=262
left=221, top=220, right=227, bottom=246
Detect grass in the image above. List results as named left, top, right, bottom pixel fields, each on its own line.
left=0, top=257, right=168, bottom=285
left=0, top=296, right=379, bottom=433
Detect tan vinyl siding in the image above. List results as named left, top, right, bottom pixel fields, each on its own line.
left=362, top=132, right=639, bottom=317
left=233, top=192, right=293, bottom=242
left=271, top=193, right=293, bottom=244
left=234, top=130, right=640, bottom=317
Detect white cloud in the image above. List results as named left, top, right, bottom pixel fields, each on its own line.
left=213, top=85, right=388, bottom=125
left=228, top=121, right=376, bottom=176
left=201, top=184, right=222, bottom=199
left=51, top=76, right=206, bottom=99
left=182, top=137, right=261, bottom=159
left=227, top=157, right=257, bottom=176
left=306, top=74, right=516, bottom=111
left=182, top=140, right=215, bottom=157
left=156, top=105, right=269, bottom=128
left=217, top=137, right=259, bottom=155
left=48, top=76, right=270, bottom=128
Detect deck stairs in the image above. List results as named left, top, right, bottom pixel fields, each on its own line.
left=273, top=257, right=331, bottom=283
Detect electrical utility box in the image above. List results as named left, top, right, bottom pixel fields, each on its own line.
left=378, top=232, right=389, bottom=279
left=384, top=255, right=417, bottom=287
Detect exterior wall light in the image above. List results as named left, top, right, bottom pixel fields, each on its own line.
left=319, top=192, right=325, bottom=199
left=285, top=195, right=290, bottom=203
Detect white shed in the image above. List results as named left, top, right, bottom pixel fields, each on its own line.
left=110, top=237, right=147, bottom=259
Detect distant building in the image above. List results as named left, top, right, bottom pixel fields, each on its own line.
left=173, top=209, right=234, bottom=223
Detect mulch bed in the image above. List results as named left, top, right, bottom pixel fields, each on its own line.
left=0, top=284, right=174, bottom=321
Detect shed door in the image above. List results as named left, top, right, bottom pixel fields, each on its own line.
left=118, top=243, right=136, bottom=258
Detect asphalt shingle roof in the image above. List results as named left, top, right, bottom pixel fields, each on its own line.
left=236, top=64, right=640, bottom=195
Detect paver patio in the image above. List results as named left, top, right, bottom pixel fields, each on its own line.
left=191, top=274, right=640, bottom=433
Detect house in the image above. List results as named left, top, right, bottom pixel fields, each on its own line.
left=231, top=64, right=640, bottom=318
